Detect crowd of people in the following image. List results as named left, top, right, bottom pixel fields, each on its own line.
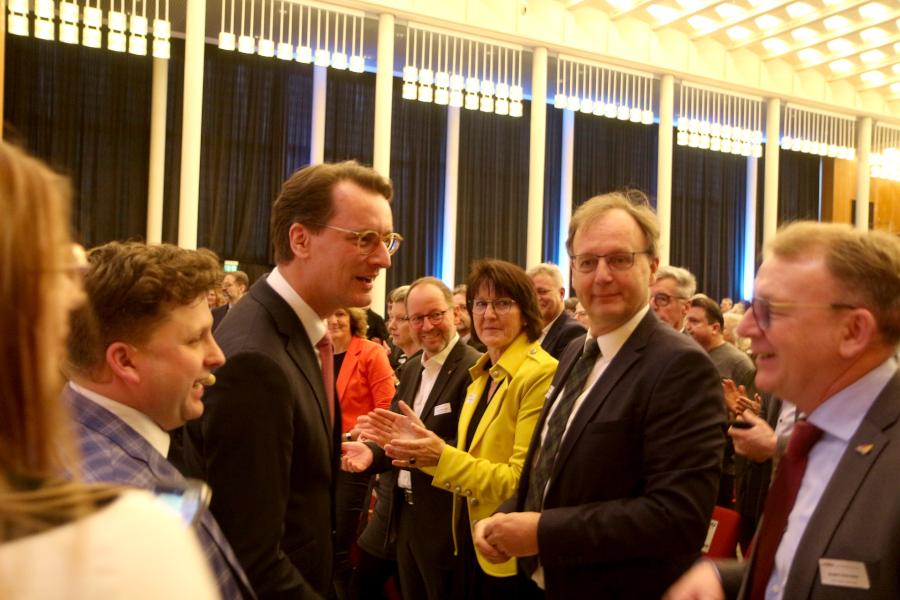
left=1, top=139, right=898, bottom=600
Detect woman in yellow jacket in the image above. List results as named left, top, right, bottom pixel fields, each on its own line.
left=383, top=259, right=557, bottom=599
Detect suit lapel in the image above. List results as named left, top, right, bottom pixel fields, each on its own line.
left=337, top=337, right=362, bottom=402
left=783, top=371, right=900, bottom=597
left=467, top=378, right=509, bottom=453
left=515, top=344, right=580, bottom=508
left=420, top=341, right=464, bottom=422
left=456, top=363, right=487, bottom=450
left=253, top=281, right=334, bottom=441
left=69, top=389, right=183, bottom=485
left=541, top=313, right=564, bottom=352
left=549, top=312, right=653, bottom=485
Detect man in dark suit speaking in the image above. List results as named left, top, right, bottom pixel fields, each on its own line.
left=475, top=191, right=725, bottom=599
left=180, top=161, right=400, bottom=599
left=666, top=222, right=900, bottom=600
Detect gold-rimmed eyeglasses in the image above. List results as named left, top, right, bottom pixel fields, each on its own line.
left=318, top=224, right=404, bottom=256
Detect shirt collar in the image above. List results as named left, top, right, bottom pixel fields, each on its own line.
left=470, top=332, right=539, bottom=383
left=421, top=333, right=460, bottom=370
left=541, top=310, right=565, bottom=336
left=808, top=356, right=898, bottom=442
left=267, top=266, right=328, bottom=345
left=69, top=382, right=170, bottom=458
left=592, top=304, right=649, bottom=361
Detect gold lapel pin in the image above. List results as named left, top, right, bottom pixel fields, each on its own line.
left=855, top=443, right=874, bottom=455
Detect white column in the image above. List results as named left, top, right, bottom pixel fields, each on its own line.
left=855, top=116, right=872, bottom=230
left=0, top=0, right=5, bottom=141
left=442, top=106, right=460, bottom=287
left=763, top=97, right=780, bottom=246
left=370, top=13, right=395, bottom=315
left=744, top=157, right=758, bottom=299
left=310, top=66, right=327, bottom=164
left=526, top=47, right=548, bottom=269
left=559, top=108, right=575, bottom=288
left=146, top=57, right=168, bottom=244
left=177, top=0, right=206, bottom=249
left=656, top=74, right=674, bottom=266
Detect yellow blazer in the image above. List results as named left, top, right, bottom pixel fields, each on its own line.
left=423, top=332, right=557, bottom=577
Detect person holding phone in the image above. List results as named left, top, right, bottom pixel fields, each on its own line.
left=0, top=142, right=219, bottom=599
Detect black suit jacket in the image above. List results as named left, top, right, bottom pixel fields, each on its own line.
left=540, top=311, right=587, bottom=360
left=211, top=303, right=229, bottom=332
left=359, top=340, right=481, bottom=561
left=180, top=278, right=340, bottom=600
left=722, top=368, right=900, bottom=600
left=509, top=310, right=725, bottom=599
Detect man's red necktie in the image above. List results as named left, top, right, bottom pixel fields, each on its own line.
left=748, top=420, right=823, bottom=599
left=316, top=333, right=335, bottom=426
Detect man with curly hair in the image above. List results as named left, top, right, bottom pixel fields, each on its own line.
left=65, top=241, right=254, bottom=600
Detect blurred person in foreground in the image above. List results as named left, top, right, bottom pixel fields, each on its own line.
left=666, top=221, right=900, bottom=599
left=357, top=261, right=557, bottom=599
left=0, top=142, right=218, bottom=599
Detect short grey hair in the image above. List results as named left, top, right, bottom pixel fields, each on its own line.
left=525, top=263, right=564, bottom=289
left=655, top=265, right=697, bottom=298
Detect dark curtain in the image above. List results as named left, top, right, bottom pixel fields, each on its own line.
left=671, top=132, right=747, bottom=301
left=387, top=79, right=447, bottom=293
left=456, top=102, right=532, bottom=283
left=542, top=107, right=563, bottom=264
left=4, top=35, right=152, bottom=246
left=161, top=44, right=313, bottom=281
left=572, top=114, right=659, bottom=211
left=755, top=149, right=820, bottom=259
left=324, top=69, right=375, bottom=165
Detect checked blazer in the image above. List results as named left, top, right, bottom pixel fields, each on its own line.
left=67, top=386, right=255, bottom=600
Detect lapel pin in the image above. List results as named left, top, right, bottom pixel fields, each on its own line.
left=855, top=443, right=874, bottom=455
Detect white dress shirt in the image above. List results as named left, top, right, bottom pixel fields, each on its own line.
left=398, top=334, right=460, bottom=490
left=69, top=382, right=170, bottom=458
left=267, top=267, right=328, bottom=360
left=533, top=304, right=648, bottom=588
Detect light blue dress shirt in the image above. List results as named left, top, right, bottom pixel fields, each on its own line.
left=765, top=357, right=898, bottom=599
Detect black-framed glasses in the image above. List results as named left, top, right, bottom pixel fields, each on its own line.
left=318, top=223, right=404, bottom=256
left=408, top=309, right=449, bottom=327
left=651, top=292, right=687, bottom=308
left=570, top=251, right=650, bottom=274
left=750, top=297, right=857, bottom=331
left=472, top=298, right=517, bottom=315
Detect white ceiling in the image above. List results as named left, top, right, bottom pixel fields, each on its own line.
left=562, top=0, right=900, bottom=103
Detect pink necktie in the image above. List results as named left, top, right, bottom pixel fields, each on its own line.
left=316, top=333, right=335, bottom=426
left=748, top=420, right=823, bottom=600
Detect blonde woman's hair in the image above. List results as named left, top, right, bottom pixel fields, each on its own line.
left=0, top=143, right=119, bottom=542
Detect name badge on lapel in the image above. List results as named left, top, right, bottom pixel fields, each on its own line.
left=434, top=403, right=452, bottom=416
left=818, top=559, right=870, bottom=590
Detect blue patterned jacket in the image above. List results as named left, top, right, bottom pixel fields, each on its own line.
left=67, top=386, right=256, bottom=600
